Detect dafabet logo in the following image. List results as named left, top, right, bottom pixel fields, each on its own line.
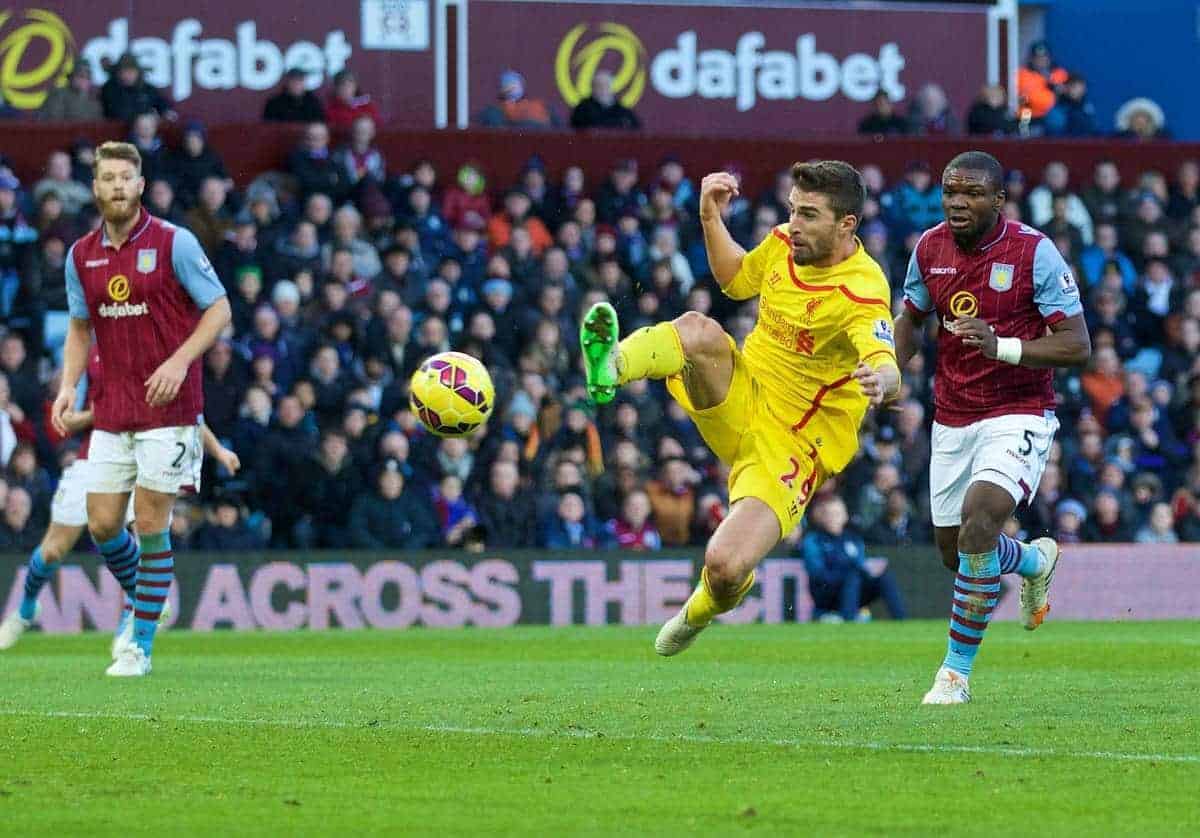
left=555, top=22, right=646, bottom=109
left=0, top=8, right=75, bottom=110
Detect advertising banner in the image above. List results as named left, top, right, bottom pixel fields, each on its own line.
left=466, top=0, right=989, bottom=136
left=1, top=545, right=1195, bottom=634
left=0, top=1, right=438, bottom=126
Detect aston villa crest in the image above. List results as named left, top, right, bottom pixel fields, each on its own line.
left=137, top=248, right=157, bottom=274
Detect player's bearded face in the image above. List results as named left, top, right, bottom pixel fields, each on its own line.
left=942, top=169, right=1003, bottom=246
left=93, top=161, right=145, bottom=225
left=787, top=189, right=841, bottom=265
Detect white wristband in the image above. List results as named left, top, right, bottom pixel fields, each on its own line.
left=995, top=337, right=1023, bottom=365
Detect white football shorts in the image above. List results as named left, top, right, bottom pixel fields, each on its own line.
left=88, top=424, right=203, bottom=496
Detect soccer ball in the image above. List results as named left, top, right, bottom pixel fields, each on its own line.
left=409, top=351, right=494, bottom=438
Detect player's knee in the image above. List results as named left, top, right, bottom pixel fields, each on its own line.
left=703, top=542, right=752, bottom=592
left=88, top=521, right=123, bottom=545
left=39, top=542, right=66, bottom=565
left=673, top=311, right=724, bottom=359
left=958, top=512, right=1004, bottom=553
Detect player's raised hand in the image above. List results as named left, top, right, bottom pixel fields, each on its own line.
left=947, top=317, right=998, bottom=358
left=145, top=356, right=189, bottom=406
left=50, top=389, right=73, bottom=435
left=699, top=172, right=740, bottom=220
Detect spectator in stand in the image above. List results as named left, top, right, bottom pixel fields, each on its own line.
left=539, top=491, right=604, bottom=549
left=254, top=395, right=318, bottom=547
left=1053, top=498, right=1086, bottom=544
left=1115, top=97, right=1169, bottom=141
left=881, top=161, right=941, bottom=239
left=263, top=67, right=326, bottom=123
left=1081, top=160, right=1124, bottom=228
left=858, top=91, right=908, bottom=136
left=32, top=151, right=92, bottom=217
left=800, top=496, right=906, bottom=622
left=323, top=205, right=382, bottom=281
left=296, top=430, right=360, bottom=548
left=1135, top=502, right=1179, bottom=544
left=474, top=460, right=536, bottom=548
left=866, top=487, right=928, bottom=546
left=965, top=84, right=1014, bottom=136
left=609, top=489, right=661, bottom=551
left=644, top=457, right=698, bottom=547
left=288, top=122, right=347, bottom=202
left=477, top=69, right=556, bottom=129
left=334, top=115, right=386, bottom=195
left=1080, top=223, right=1136, bottom=293
left=570, top=70, right=640, bottom=131
left=349, top=459, right=440, bottom=549
left=1017, top=41, right=1068, bottom=127
left=100, top=53, right=175, bottom=122
left=38, top=63, right=102, bottom=122
left=168, top=121, right=232, bottom=210
left=1046, top=74, right=1097, bottom=137
left=488, top=189, right=553, bottom=257
left=128, top=110, right=168, bottom=185
left=442, top=163, right=491, bottom=231
left=0, top=486, right=37, bottom=551
left=193, top=495, right=265, bottom=550
left=1029, top=161, right=1093, bottom=244
left=907, top=83, right=957, bottom=135
left=325, top=70, right=381, bottom=130
left=596, top=158, right=647, bottom=225
left=1083, top=490, right=1133, bottom=542
left=185, top=176, right=234, bottom=258
left=1168, top=160, right=1200, bottom=221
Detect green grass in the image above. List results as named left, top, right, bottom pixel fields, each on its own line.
left=2, top=621, right=1198, bottom=836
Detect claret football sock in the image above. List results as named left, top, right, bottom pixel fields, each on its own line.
left=19, top=547, right=56, bottom=622
left=98, top=530, right=139, bottom=598
left=996, top=533, right=1046, bottom=578
left=685, top=566, right=756, bottom=627
left=942, top=549, right=1001, bottom=678
left=617, top=322, right=685, bottom=384
left=132, top=530, right=174, bottom=657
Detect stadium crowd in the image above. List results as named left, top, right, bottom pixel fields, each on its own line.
left=0, top=63, right=1198, bottom=555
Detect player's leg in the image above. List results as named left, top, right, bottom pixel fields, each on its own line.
left=108, top=425, right=198, bottom=676
left=581, top=303, right=730, bottom=406
left=0, top=523, right=84, bottom=649
left=933, top=526, right=960, bottom=572
left=87, top=430, right=141, bottom=608
left=655, top=497, right=780, bottom=656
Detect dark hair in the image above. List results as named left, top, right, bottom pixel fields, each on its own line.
left=790, top=160, right=866, bottom=225
left=945, top=151, right=1005, bottom=192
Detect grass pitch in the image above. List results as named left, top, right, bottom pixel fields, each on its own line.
left=1, top=621, right=1198, bottom=836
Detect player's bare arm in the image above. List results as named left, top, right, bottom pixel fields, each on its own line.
left=949, top=312, right=1091, bottom=368
left=52, top=317, right=92, bottom=435
left=699, top=172, right=747, bottom=286
left=892, top=307, right=929, bottom=370
left=145, top=296, right=232, bottom=406
left=201, top=422, right=241, bottom=474
left=58, top=407, right=94, bottom=436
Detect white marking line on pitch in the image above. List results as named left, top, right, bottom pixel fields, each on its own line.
left=5, top=709, right=1198, bottom=766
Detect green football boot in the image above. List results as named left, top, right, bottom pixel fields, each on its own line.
left=580, top=301, right=620, bottom=404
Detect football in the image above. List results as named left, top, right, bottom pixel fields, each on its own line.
left=409, top=351, right=495, bottom=438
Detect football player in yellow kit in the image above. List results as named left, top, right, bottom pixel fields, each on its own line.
left=580, top=160, right=902, bottom=655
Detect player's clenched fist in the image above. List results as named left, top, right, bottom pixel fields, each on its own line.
left=145, top=356, right=189, bottom=406
left=699, top=172, right=740, bottom=221
left=852, top=361, right=900, bottom=407
left=50, top=389, right=73, bottom=436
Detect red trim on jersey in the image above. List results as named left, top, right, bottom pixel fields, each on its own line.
left=790, top=374, right=853, bottom=433
left=771, top=228, right=790, bottom=245
left=1018, top=479, right=1032, bottom=502
left=860, top=349, right=895, bottom=366
left=1044, top=311, right=1068, bottom=326
left=903, top=298, right=932, bottom=318
left=768, top=227, right=890, bottom=307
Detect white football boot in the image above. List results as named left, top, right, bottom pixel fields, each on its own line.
left=922, top=666, right=971, bottom=705
left=0, top=604, right=38, bottom=650
left=1020, top=538, right=1060, bottom=631
left=112, top=598, right=171, bottom=659
left=655, top=605, right=707, bottom=657
left=106, top=644, right=151, bottom=677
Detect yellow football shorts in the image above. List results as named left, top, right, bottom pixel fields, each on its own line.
left=665, top=339, right=828, bottom=538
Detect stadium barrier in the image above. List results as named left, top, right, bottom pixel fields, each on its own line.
left=1, top=545, right=1195, bottom=633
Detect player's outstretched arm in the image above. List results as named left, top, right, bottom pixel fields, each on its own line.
left=145, top=297, right=232, bottom=407
left=699, top=172, right=747, bottom=288
left=950, top=313, right=1091, bottom=369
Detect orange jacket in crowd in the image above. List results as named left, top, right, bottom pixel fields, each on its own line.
left=1018, top=65, right=1069, bottom=119
left=488, top=212, right=554, bottom=256
left=645, top=480, right=695, bottom=547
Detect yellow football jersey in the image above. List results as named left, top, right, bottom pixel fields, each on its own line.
left=724, top=224, right=898, bottom=473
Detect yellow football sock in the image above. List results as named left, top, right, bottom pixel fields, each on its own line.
left=685, top=567, right=756, bottom=627
left=616, top=323, right=685, bottom=384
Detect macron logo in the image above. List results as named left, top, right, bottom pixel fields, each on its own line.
left=929, top=266, right=957, bottom=275
left=98, top=301, right=149, bottom=319
left=85, top=258, right=109, bottom=267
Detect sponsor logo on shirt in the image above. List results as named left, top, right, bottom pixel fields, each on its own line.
left=98, top=301, right=150, bottom=319
left=137, top=248, right=158, bottom=274
left=107, top=274, right=131, bottom=302
left=989, top=262, right=1015, bottom=292
left=948, top=290, right=979, bottom=318
left=84, top=258, right=109, bottom=268
left=929, top=266, right=957, bottom=275
left=1060, top=270, right=1079, bottom=296
left=872, top=318, right=895, bottom=346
